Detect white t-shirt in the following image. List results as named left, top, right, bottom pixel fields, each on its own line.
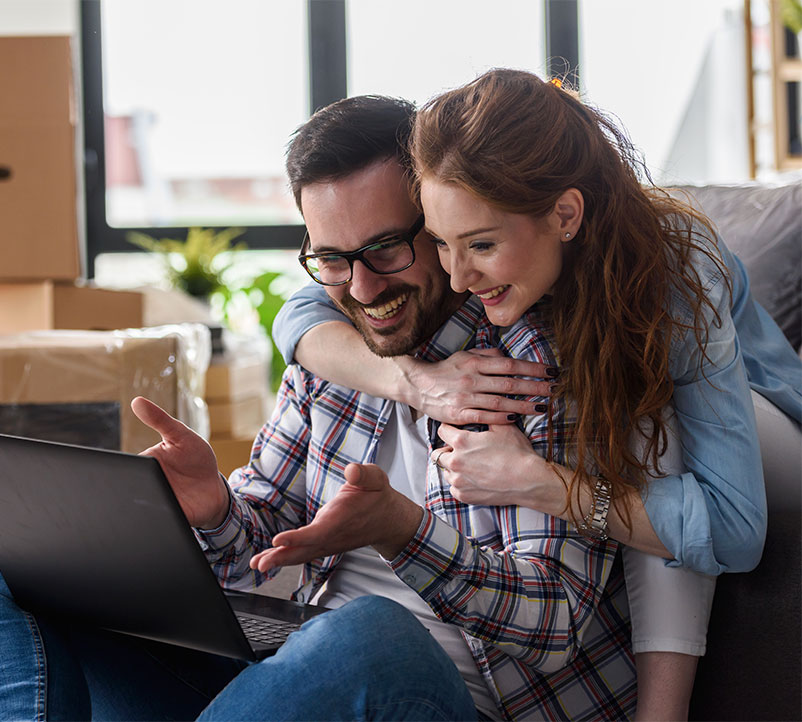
left=316, top=402, right=497, bottom=716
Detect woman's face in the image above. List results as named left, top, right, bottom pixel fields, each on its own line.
left=420, top=178, right=576, bottom=326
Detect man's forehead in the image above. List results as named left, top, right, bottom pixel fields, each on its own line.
left=300, top=163, right=418, bottom=253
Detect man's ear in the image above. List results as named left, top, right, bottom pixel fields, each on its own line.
left=553, top=188, right=584, bottom=242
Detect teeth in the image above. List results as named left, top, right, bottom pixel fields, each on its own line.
left=477, top=285, right=509, bottom=300
left=364, top=293, right=408, bottom=319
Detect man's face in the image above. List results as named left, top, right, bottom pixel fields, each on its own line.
left=301, top=159, right=461, bottom=357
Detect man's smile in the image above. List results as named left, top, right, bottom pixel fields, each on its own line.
left=363, top=293, right=409, bottom=320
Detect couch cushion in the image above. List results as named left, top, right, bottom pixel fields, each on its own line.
left=689, top=509, right=801, bottom=721
left=672, top=182, right=802, bottom=350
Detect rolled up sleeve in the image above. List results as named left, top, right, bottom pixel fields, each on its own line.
left=645, top=267, right=767, bottom=575
left=273, top=282, right=349, bottom=364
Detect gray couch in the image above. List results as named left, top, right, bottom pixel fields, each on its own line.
left=674, top=180, right=801, bottom=352
left=678, top=180, right=801, bottom=722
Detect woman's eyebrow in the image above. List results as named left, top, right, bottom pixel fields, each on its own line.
left=457, top=226, right=499, bottom=238
left=456, top=226, right=500, bottom=239
left=423, top=225, right=500, bottom=240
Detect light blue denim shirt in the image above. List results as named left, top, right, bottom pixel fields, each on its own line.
left=273, top=238, right=800, bottom=576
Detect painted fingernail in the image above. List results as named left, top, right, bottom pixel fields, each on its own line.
left=545, top=366, right=559, bottom=377
left=534, top=403, right=548, bottom=413
left=507, top=414, right=519, bottom=420
left=549, top=384, right=559, bottom=394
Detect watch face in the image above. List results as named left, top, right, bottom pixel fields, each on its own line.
left=577, top=525, right=609, bottom=542
left=576, top=519, right=609, bottom=542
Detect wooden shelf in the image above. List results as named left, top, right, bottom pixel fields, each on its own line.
left=770, top=0, right=802, bottom=170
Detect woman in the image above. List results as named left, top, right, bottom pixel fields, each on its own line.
left=272, top=69, right=800, bottom=719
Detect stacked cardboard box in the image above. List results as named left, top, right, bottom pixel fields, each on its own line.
left=0, top=325, right=210, bottom=453
left=0, top=37, right=212, bottom=454
left=0, top=35, right=146, bottom=332
left=206, top=350, right=273, bottom=476
left=0, top=36, right=80, bottom=281
left=0, top=281, right=145, bottom=333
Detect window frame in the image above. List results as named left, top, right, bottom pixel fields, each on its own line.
left=80, top=0, right=576, bottom=278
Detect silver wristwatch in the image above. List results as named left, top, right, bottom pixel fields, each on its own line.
left=577, top=475, right=612, bottom=541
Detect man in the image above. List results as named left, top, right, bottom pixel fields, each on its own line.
left=0, top=96, right=634, bottom=720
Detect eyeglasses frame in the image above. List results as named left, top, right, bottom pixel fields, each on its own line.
left=298, top=214, right=425, bottom=286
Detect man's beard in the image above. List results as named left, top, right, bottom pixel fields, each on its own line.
left=338, top=284, right=449, bottom=357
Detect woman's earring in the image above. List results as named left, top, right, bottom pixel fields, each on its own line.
left=565, top=232, right=571, bottom=239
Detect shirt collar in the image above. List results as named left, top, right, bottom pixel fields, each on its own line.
left=413, top=295, right=491, bottom=363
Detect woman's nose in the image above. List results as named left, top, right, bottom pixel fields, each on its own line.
left=448, top=254, right=478, bottom=294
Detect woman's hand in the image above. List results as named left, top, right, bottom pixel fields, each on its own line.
left=433, top=421, right=566, bottom=513
left=398, top=348, right=556, bottom=425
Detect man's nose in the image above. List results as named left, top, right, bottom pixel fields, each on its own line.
left=348, top=259, right=390, bottom=305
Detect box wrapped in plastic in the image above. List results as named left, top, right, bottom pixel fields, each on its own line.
left=0, top=323, right=211, bottom=453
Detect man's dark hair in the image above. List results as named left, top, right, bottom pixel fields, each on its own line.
left=286, top=95, right=416, bottom=213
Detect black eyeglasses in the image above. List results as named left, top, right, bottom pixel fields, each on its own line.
left=298, top=215, right=425, bottom=286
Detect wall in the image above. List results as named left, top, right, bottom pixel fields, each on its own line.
left=580, top=0, right=749, bottom=185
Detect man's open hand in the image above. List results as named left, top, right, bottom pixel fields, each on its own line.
left=249, top=463, right=423, bottom=573
left=131, top=396, right=230, bottom=529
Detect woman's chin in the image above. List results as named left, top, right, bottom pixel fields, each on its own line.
left=485, top=304, right=523, bottom=327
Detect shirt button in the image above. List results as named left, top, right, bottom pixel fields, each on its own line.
left=403, top=574, right=416, bottom=585
left=296, top=592, right=305, bottom=603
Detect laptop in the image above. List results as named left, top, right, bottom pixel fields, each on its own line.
left=0, top=433, right=327, bottom=661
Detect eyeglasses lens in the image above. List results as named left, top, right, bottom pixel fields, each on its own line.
left=304, top=255, right=350, bottom=285
left=363, top=239, right=413, bottom=272
left=306, top=238, right=413, bottom=285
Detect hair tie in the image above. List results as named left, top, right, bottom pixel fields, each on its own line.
left=549, top=75, right=581, bottom=101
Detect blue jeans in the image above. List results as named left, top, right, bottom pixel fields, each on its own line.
left=0, top=574, right=478, bottom=721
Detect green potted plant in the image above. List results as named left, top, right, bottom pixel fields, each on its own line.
left=127, top=226, right=246, bottom=299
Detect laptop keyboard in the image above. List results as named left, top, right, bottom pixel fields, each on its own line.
left=236, top=613, right=301, bottom=646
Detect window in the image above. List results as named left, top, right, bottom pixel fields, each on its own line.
left=100, top=0, right=308, bottom=230
left=87, top=0, right=773, bottom=279
left=346, top=0, right=545, bottom=105
left=579, top=0, right=751, bottom=185
left=81, top=0, right=569, bottom=276
left=82, top=0, right=317, bottom=277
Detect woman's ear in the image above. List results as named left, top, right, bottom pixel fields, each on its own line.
left=553, top=188, right=584, bottom=242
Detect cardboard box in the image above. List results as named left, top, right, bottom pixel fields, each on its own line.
left=207, top=394, right=269, bottom=438
left=0, top=36, right=80, bottom=281
left=0, top=332, right=179, bottom=453
left=0, top=282, right=145, bottom=333
left=210, top=436, right=255, bottom=477
left=205, top=356, right=269, bottom=402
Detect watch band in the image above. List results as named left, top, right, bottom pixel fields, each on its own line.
left=577, top=475, right=612, bottom=541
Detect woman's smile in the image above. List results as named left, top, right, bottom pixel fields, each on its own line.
left=474, top=285, right=511, bottom=305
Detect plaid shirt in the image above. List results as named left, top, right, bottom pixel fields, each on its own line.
left=200, top=296, right=635, bottom=720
